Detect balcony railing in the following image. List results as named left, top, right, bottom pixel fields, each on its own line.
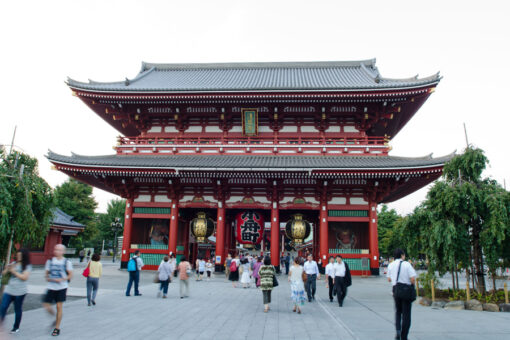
left=116, top=136, right=389, bottom=155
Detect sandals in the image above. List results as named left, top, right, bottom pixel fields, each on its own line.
left=297, top=309, right=301, bottom=314
left=264, top=307, right=269, bottom=313
left=52, top=328, right=60, bottom=336
left=293, top=307, right=297, bottom=312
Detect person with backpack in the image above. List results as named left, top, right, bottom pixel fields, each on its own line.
left=0, top=248, right=31, bottom=334
left=387, top=248, right=417, bottom=340
left=126, top=250, right=144, bottom=296
left=228, top=254, right=240, bottom=288
left=42, top=244, right=73, bottom=337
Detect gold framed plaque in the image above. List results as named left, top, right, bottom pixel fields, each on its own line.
left=241, top=108, right=258, bottom=136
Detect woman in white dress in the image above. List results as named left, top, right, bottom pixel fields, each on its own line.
left=288, top=257, right=306, bottom=314
left=239, top=258, right=252, bottom=288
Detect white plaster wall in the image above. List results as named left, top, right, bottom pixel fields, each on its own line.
left=205, top=126, right=222, bottom=132
left=343, top=126, right=359, bottom=132
left=147, top=126, right=162, bottom=133
left=134, top=195, right=151, bottom=202
left=154, top=195, right=171, bottom=203
left=350, top=197, right=368, bottom=205
left=329, top=197, right=347, bottom=204
left=164, top=126, right=179, bottom=133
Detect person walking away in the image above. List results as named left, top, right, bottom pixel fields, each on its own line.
left=240, top=258, right=251, bottom=288
left=284, top=253, right=290, bottom=275
left=197, top=258, right=206, bottom=281
left=0, top=249, right=31, bottom=334
left=86, top=254, right=102, bottom=306
left=387, top=248, right=417, bottom=340
left=169, top=254, right=177, bottom=278
left=42, top=244, right=73, bottom=337
left=126, top=250, right=144, bottom=296
left=325, top=256, right=335, bottom=302
left=78, top=249, right=85, bottom=263
left=86, top=250, right=91, bottom=262
left=333, top=255, right=351, bottom=307
left=205, top=259, right=213, bottom=281
left=258, top=256, right=276, bottom=312
left=303, top=254, right=320, bottom=302
left=318, top=258, right=325, bottom=276
left=252, top=256, right=263, bottom=287
left=178, top=256, right=192, bottom=298
left=228, top=255, right=240, bottom=288
left=225, top=254, right=232, bottom=281
left=288, top=257, right=306, bottom=314
left=157, top=256, right=173, bottom=298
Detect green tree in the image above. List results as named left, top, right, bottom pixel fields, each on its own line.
left=54, top=178, right=98, bottom=250
left=0, top=148, right=54, bottom=265
left=394, top=147, right=510, bottom=293
left=377, top=205, right=401, bottom=257
left=93, top=199, right=126, bottom=251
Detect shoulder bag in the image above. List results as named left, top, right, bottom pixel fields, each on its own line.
left=393, top=260, right=416, bottom=302
left=82, top=262, right=91, bottom=278
left=272, top=266, right=279, bottom=287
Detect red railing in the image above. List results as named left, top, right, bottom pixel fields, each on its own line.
left=117, top=136, right=387, bottom=147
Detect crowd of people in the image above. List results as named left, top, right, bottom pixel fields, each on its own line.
left=0, top=245, right=417, bottom=340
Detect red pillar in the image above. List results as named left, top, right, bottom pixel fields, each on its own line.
left=270, top=201, right=280, bottom=268
left=169, top=199, right=179, bottom=254
left=368, top=202, right=379, bottom=275
left=215, top=201, right=226, bottom=268
left=121, top=198, right=134, bottom=263
left=319, top=202, right=329, bottom=265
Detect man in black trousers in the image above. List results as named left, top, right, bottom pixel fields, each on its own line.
left=333, top=255, right=351, bottom=307
left=387, top=248, right=417, bottom=340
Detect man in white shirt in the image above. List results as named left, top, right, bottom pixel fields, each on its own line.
left=333, top=255, right=351, bottom=307
left=303, top=254, right=320, bottom=302
left=324, top=256, right=335, bottom=302
left=387, top=248, right=417, bottom=340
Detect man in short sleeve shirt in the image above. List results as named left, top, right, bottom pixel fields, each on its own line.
left=43, top=244, right=73, bottom=337
left=387, top=248, right=416, bottom=340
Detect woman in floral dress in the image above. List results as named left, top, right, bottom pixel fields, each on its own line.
left=288, top=257, right=306, bottom=314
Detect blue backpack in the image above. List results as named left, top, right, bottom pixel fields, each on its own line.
left=127, top=257, right=138, bottom=272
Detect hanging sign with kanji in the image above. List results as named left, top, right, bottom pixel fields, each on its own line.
left=235, top=211, right=264, bottom=245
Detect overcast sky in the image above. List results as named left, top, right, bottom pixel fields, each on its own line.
left=1, top=0, right=509, bottom=214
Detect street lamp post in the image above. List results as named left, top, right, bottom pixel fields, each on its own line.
left=111, top=217, right=123, bottom=263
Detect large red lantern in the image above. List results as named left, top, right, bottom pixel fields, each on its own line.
left=236, top=211, right=264, bottom=246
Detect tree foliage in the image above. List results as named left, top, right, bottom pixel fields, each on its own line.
left=0, top=148, right=54, bottom=264
left=54, top=178, right=98, bottom=250
left=377, top=205, right=401, bottom=257
left=392, top=147, right=510, bottom=293
left=92, top=199, right=126, bottom=251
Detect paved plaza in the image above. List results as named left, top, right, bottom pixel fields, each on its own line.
left=1, top=261, right=509, bottom=340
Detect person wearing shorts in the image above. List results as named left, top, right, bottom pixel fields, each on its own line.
left=42, top=244, right=73, bottom=337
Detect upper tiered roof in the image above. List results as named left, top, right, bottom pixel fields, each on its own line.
left=67, top=59, right=440, bottom=93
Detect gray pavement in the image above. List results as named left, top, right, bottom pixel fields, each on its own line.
left=1, top=262, right=509, bottom=340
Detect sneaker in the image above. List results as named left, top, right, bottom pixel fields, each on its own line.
left=92, top=300, right=96, bottom=306
left=10, top=328, right=20, bottom=334
left=134, top=294, right=142, bottom=296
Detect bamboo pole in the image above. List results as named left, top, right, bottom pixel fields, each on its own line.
left=504, top=282, right=508, bottom=304
left=466, top=280, right=471, bottom=301
left=431, top=279, right=435, bottom=302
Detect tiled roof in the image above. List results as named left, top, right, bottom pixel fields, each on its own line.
left=47, top=151, right=453, bottom=171
left=66, top=60, right=440, bottom=93
left=51, top=208, right=85, bottom=229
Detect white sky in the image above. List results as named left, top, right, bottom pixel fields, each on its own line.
left=1, top=0, right=509, bottom=215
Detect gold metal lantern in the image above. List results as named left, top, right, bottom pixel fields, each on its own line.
left=190, top=212, right=215, bottom=243
left=285, top=214, right=311, bottom=245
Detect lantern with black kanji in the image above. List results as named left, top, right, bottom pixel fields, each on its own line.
left=285, top=214, right=311, bottom=245
left=236, top=211, right=264, bottom=247
left=190, top=211, right=215, bottom=243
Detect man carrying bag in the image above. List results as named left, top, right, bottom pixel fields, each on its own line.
left=387, top=248, right=416, bottom=340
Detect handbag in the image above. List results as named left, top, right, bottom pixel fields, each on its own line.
left=393, top=260, right=416, bottom=302
left=153, top=273, right=160, bottom=283
left=1, top=272, right=11, bottom=285
left=82, top=262, right=90, bottom=278
left=302, top=271, right=307, bottom=283
left=272, top=266, right=279, bottom=287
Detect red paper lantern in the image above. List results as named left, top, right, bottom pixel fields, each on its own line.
left=235, top=211, right=264, bottom=245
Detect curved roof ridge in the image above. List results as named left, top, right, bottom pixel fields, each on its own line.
left=380, top=72, right=441, bottom=83
left=141, top=59, right=377, bottom=71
